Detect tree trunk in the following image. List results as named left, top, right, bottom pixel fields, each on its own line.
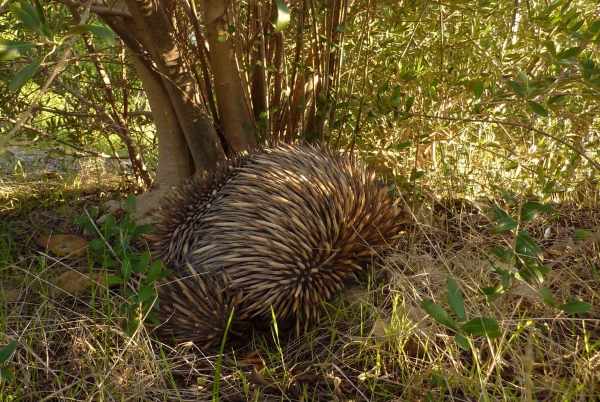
left=203, top=0, right=257, bottom=152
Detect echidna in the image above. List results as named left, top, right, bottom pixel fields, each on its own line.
left=149, top=143, right=400, bottom=348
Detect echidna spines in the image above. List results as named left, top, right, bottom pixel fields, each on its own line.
left=150, top=143, right=400, bottom=347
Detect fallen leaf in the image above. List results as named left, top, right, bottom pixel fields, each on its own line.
left=248, top=366, right=270, bottom=386
left=2, top=288, right=22, bottom=302
left=52, top=271, right=108, bottom=295
left=36, top=235, right=89, bottom=257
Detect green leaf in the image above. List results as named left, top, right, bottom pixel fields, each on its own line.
left=508, top=81, right=526, bottom=97
left=555, top=46, right=580, bottom=61
left=273, top=0, right=290, bottom=34
left=0, top=341, right=19, bottom=363
left=473, top=80, right=484, bottom=99
left=9, top=55, right=45, bottom=91
left=217, top=34, right=228, bottom=43
left=107, top=275, right=125, bottom=284
left=559, top=301, right=591, bottom=314
left=421, top=300, right=459, bottom=331
left=101, top=258, right=118, bottom=268
left=492, top=203, right=509, bottom=219
left=516, top=231, right=543, bottom=259
left=454, top=333, right=471, bottom=351
left=19, top=0, right=49, bottom=38
left=405, top=96, right=415, bottom=113
left=446, top=277, right=467, bottom=321
left=520, top=202, right=557, bottom=221
left=491, top=247, right=513, bottom=262
left=85, top=24, right=114, bottom=44
left=62, top=25, right=88, bottom=40
left=540, top=286, right=556, bottom=307
left=1, top=365, right=15, bottom=379
left=491, top=216, right=518, bottom=234
left=126, top=193, right=137, bottom=213
left=588, top=20, right=600, bottom=35
left=542, top=179, right=557, bottom=193
left=0, top=38, right=34, bottom=61
left=75, top=216, right=96, bottom=232
left=136, top=250, right=151, bottom=272
left=88, top=238, right=106, bottom=253
left=137, top=285, right=155, bottom=303
left=482, top=284, right=505, bottom=302
left=527, top=100, right=549, bottom=117
left=410, top=169, right=425, bottom=181
left=32, top=0, right=45, bottom=24
left=9, top=3, right=41, bottom=33
left=461, top=317, right=501, bottom=338
left=574, top=230, right=590, bottom=239
left=131, top=224, right=154, bottom=236
left=63, top=24, right=115, bottom=44
left=146, top=260, right=163, bottom=283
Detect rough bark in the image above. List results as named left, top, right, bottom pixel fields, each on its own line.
left=129, top=53, right=194, bottom=217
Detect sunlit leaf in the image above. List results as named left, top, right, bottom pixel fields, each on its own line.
left=461, top=317, right=501, bottom=338
left=84, top=24, right=114, bottom=44
left=520, top=202, right=557, bottom=221
left=491, top=216, right=517, bottom=233
left=273, top=0, right=290, bottom=33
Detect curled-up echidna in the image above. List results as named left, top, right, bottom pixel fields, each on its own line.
left=148, top=143, right=401, bottom=348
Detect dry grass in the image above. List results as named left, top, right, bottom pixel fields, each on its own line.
left=1, top=176, right=599, bottom=401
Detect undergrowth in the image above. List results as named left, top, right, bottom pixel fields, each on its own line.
left=0, top=173, right=598, bottom=400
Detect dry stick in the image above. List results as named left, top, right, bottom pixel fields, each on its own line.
left=0, top=0, right=94, bottom=151
left=408, top=113, right=600, bottom=172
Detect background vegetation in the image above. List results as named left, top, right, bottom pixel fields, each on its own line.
left=1, top=0, right=599, bottom=400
